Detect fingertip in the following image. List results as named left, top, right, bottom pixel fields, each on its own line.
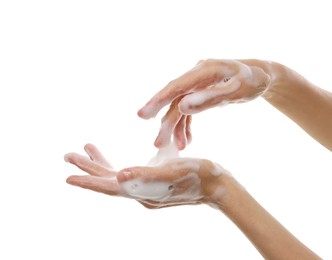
left=154, top=137, right=163, bottom=148
left=137, top=108, right=149, bottom=119
left=178, top=98, right=194, bottom=115
left=64, top=153, right=80, bottom=164
left=84, top=143, right=94, bottom=152
left=137, top=106, right=158, bottom=120
left=138, top=98, right=167, bottom=119
left=137, top=108, right=145, bottom=118
left=154, top=119, right=173, bottom=149
left=154, top=125, right=170, bottom=149
left=64, top=153, right=71, bottom=163
left=154, top=136, right=170, bottom=149
left=66, top=175, right=76, bottom=185
left=174, top=131, right=186, bottom=151
left=176, top=141, right=186, bottom=151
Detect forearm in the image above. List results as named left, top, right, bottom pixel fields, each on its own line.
left=212, top=174, right=320, bottom=260
left=257, top=60, right=332, bottom=151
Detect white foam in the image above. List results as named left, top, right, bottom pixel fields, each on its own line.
left=207, top=186, right=227, bottom=209
left=210, top=163, right=227, bottom=176
left=120, top=172, right=203, bottom=203
left=117, top=143, right=207, bottom=203
left=118, top=142, right=179, bottom=201
left=121, top=179, right=173, bottom=200
left=156, top=120, right=173, bottom=147
left=169, top=159, right=200, bottom=172
left=147, top=141, right=179, bottom=166
left=180, top=80, right=241, bottom=114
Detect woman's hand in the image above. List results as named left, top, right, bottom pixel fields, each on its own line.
left=64, top=144, right=321, bottom=259
left=65, top=143, right=229, bottom=209
left=138, top=59, right=272, bottom=150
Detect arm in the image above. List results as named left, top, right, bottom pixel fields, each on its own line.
left=215, top=173, right=320, bottom=260
left=262, top=61, right=332, bottom=151
left=65, top=144, right=321, bottom=259
left=239, top=59, right=332, bottom=151
left=138, top=59, right=332, bottom=151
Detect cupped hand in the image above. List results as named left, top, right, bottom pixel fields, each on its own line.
left=65, top=144, right=228, bottom=209
left=138, top=59, right=271, bottom=150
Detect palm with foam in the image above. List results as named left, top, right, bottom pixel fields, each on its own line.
left=65, top=143, right=227, bottom=209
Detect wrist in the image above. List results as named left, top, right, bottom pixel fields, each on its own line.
left=239, top=59, right=297, bottom=100
left=261, top=61, right=306, bottom=100
left=204, top=170, right=246, bottom=212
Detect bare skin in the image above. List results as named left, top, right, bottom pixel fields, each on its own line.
left=65, top=144, right=321, bottom=259
left=65, top=59, right=330, bottom=259
left=138, top=59, right=332, bottom=151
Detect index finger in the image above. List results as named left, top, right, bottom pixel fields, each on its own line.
left=66, top=175, right=120, bottom=196
left=137, top=60, right=225, bottom=119
left=64, top=152, right=116, bottom=177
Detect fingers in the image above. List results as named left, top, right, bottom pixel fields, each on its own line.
left=64, top=152, right=116, bottom=177
left=185, top=115, right=192, bottom=145
left=84, top=143, right=113, bottom=168
left=154, top=99, right=193, bottom=149
left=153, top=79, right=240, bottom=148
left=137, top=60, right=222, bottom=119
left=139, top=59, right=241, bottom=150
left=173, top=115, right=187, bottom=150
left=173, top=115, right=192, bottom=150
left=178, top=80, right=241, bottom=114
left=177, top=66, right=270, bottom=115
left=154, top=98, right=183, bottom=148
left=66, top=175, right=120, bottom=196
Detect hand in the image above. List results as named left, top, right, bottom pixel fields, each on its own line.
left=138, top=59, right=271, bottom=150
left=65, top=143, right=229, bottom=209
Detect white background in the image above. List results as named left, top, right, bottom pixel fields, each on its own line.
left=1, top=0, right=332, bottom=259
